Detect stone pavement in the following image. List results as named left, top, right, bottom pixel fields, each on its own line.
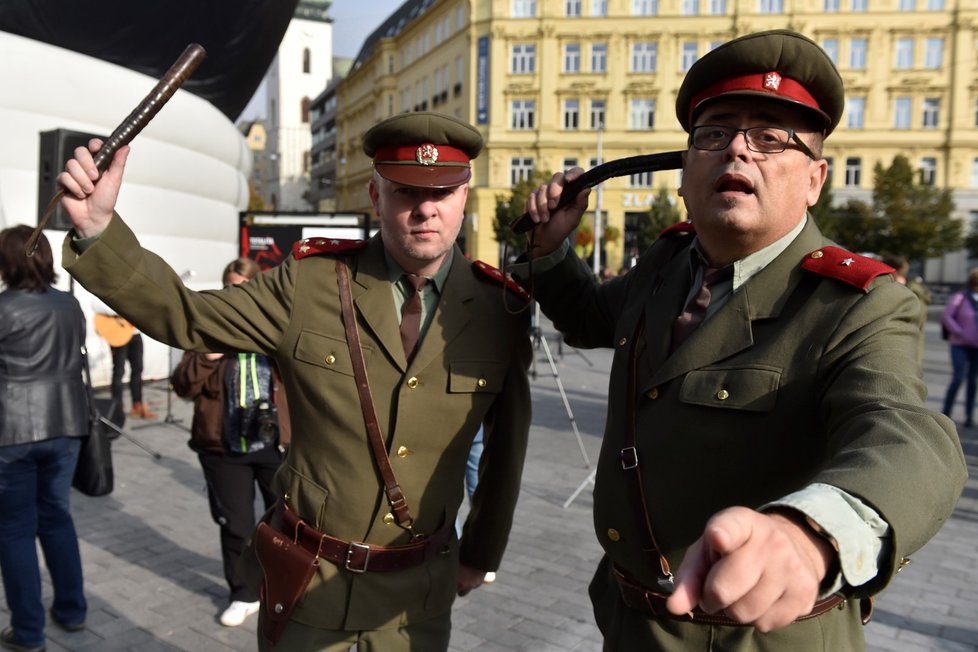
left=2, top=315, right=975, bottom=651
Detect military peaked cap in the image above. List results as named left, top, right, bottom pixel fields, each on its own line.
left=362, top=112, right=484, bottom=188
left=676, top=29, right=845, bottom=135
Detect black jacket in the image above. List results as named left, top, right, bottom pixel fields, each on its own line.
left=0, top=288, right=89, bottom=446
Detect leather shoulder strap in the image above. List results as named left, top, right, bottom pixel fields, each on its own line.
left=335, top=259, right=417, bottom=535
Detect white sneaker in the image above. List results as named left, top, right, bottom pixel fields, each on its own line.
left=219, top=600, right=260, bottom=627
left=483, top=571, right=497, bottom=584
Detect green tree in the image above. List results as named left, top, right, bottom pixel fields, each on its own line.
left=493, top=169, right=553, bottom=251
left=636, top=187, right=683, bottom=251
left=818, top=155, right=959, bottom=259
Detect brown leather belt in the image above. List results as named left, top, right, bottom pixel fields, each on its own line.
left=613, top=566, right=846, bottom=626
left=281, top=503, right=453, bottom=573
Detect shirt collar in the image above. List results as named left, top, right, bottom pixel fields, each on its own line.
left=692, top=215, right=807, bottom=291
left=384, top=247, right=454, bottom=294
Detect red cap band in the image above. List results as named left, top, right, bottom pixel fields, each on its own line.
left=689, top=72, right=821, bottom=122
left=372, top=144, right=471, bottom=166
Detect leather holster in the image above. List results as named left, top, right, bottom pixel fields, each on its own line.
left=254, top=521, right=319, bottom=647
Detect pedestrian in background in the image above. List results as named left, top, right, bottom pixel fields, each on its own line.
left=0, top=226, right=88, bottom=652
left=517, top=29, right=965, bottom=650
left=882, top=254, right=929, bottom=365
left=170, top=257, right=291, bottom=628
left=941, top=268, right=978, bottom=427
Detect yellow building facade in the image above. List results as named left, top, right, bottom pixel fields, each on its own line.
left=335, top=0, right=978, bottom=279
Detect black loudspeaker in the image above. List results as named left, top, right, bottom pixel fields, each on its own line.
left=37, top=129, right=105, bottom=230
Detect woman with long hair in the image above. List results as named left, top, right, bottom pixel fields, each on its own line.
left=0, top=225, right=89, bottom=652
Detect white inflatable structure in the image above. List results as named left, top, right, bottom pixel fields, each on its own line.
left=0, top=32, right=251, bottom=389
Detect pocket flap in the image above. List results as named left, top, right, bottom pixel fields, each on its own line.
left=449, top=361, right=506, bottom=394
left=679, top=366, right=781, bottom=412
left=294, top=330, right=366, bottom=376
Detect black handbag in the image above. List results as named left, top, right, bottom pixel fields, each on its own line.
left=73, top=346, right=115, bottom=497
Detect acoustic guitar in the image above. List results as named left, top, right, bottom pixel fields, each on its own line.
left=94, top=314, right=137, bottom=348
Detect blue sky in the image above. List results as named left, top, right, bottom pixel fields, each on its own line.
left=239, top=0, right=404, bottom=121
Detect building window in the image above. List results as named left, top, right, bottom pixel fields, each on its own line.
left=845, top=157, right=861, bottom=187
left=846, top=97, right=865, bottom=129
left=512, top=0, right=536, bottom=17
left=563, top=157, right=579, bottom=172
left=590, top=43, right=608, bottom=72
left=899, top=0, right=914, bottom=8
left=511, top=100, right=536, bottom=129
left=682, top=0, right=699, bottom=14
left=563, top=99, right=580, bottom=130
left=302, top=48, right=311, bottom=74
left=629, top=98, right=656, bottom=130
left=512, top=44, right=536, bottom=73
left=927, top=0, right=943, bottom=8
left=511, top=157, right=534, bottom=185
left=825, top=157, right=834, bottom=185
left=975, top=97, right=978, bottom=127
left=894, top=38, right=914, bottom=69
left=592, top=0, right=608, bottom=15
left=849, top=38, right=867, bottom=69
left=630, top=171, right=653, bottom=187
left=456, top=5, right=466, bottom=29
left=590, top=99, right=606, bottom=129
left=821, top=39, right=839, bottom=64
left=564, top=43, right=582, bottom=73
left=824, top=0, right=839, bottom=10
left=709, top=0, right=726, bottom=12
left=924, top=38, right=944, bottom=69
left=680, top=42, right=698, bottom=71
left=632, top=42, right=658, bottom=72
left=758, top=0, right=783, bottom=13
left=301, top=97, right=310, bottom=123
left=894, top=96, right=912, bottom=129
left=850, top=0, right=867, bottom=10
left=919, top=157, right=937, bottom=186
left=971, top=158, right=978, bottom=187
left=566, top=0, right=582, bottom=16
left=922, top=97, right=940, bottom=128
left=632, top=0, right=658, bottom=15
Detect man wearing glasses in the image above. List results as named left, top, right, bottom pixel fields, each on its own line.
left=516, top=30, right=965, bottom=650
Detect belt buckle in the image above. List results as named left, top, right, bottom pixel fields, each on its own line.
left=345, top=542, right=371, bottom=573
left=620, top=447, right=638, bottom=469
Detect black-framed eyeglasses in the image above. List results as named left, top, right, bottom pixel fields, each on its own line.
left=690, top=125, right=818, bottom=160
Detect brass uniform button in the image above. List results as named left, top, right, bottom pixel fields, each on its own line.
left=324, top=354, right=336, bottom=365
left=646, top=388, right=659, bottom=400
left=716, top=389, right=729, bottom=401
left=618, top=337, right=628, bottom=346
left=477, top=378, right=487, bottom=388
left=396, top=445, right=411, bottom=458
left=607, top=528, right=621, bottom=542
left=406, top=376, right=419, bottom=389
left=897, top=557, right=911, bottom=573
left=383, top=513, right=395, bottom=525
left=810, top=250, right=824, bottom=259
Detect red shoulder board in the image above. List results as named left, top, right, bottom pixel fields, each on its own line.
left=472, top=260, right=531, bottom=302
left=659, top=221, right=695, bottom=238
left=292, top=238, right=368, bottom=260
left=801, top=246, right=895, bottom=291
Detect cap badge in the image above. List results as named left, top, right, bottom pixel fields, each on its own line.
left=416, top=144, right=439, bottom=165
left=763, top=72, right=782, bottom=91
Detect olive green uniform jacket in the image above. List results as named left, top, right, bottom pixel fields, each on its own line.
left=64, top=217, right=532, bottom=631
left=525, top=218, right=965, bottom=650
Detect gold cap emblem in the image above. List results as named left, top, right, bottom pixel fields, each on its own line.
left=416, top=144, right=439, bottom=165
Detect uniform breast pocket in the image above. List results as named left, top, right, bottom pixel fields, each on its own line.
left=293, top=330, right=370, bottom=377
left=679, top=365, right=782, bottom=412
left=448, top=361, right=506, bottom=395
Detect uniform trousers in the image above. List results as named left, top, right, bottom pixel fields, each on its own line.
left=0, top=437, right=86, bottom=648
left=197, top=445, right=281, bottom=602
left=110, top=333, right=144, bottom=405
left=256, top=610, right=452, bottom=652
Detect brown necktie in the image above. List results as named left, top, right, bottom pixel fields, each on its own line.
left=671, top=265, right=730, bottom=352
left=399, top=274, right=428, bottom=361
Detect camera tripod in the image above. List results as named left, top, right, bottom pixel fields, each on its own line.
left=529, top=304, right=592, bottom=474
